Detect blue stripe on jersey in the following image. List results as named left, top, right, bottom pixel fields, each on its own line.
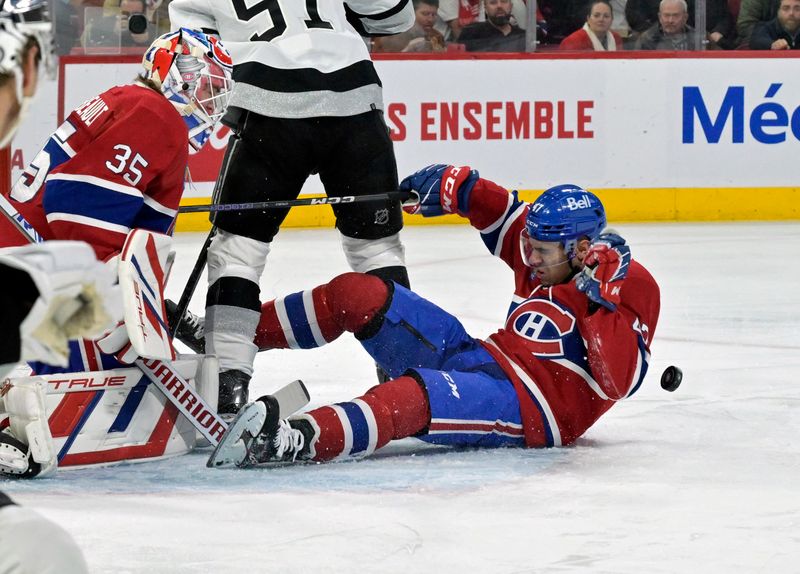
left=57, top=390, right=105, bottom=462
left=134, top=203, right=176, bottom=235
left=108, top=376, right=149, bottom=433
left=337, top=401, right=370, bottom=455
left=283, top=292, right=318, bottom=349
left=43, top=137, right=72, bottom=171
left=43, top=179, right=143, bottom=228
left=627, top=335, right=650, bottom=397
left=480, top=191, right=526, bottom=255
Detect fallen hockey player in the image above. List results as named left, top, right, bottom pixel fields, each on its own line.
left=209, top=165, right=661, bottom=468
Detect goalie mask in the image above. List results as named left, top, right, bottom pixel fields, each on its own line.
left=143, top=28, right=233, bottom=150
left=521, top=184, right=606, bottom=267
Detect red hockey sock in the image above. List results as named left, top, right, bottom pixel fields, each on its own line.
left=301, top=375, right=430, bottom=462
left=254, top=273, right=388, bottom=350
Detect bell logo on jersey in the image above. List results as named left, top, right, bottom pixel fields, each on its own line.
left=508, top=299, right=576, bottom=357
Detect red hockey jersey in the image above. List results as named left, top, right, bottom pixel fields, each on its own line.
left=1, top=84, right=187, bottom=260
left=464, top=177, right=661, bottom=447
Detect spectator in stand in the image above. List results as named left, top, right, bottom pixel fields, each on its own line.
left=635, top=0, right=700, bottom=49
left=459, top=0, right=525, bottom=51
left=373, top=0, right=446, bottom=52
left=627, top=0, right=734, bottom=47
left=737, top=0, right=780, bottom=45
left=538, top=0, right=586, bottom=44
left=749, top=0, right=800, bottom=47
left=610, top=0, right=633, bottom=38
left=436, top=0, right=529, bottom=40
left=560, top=0, right=624, bottom=50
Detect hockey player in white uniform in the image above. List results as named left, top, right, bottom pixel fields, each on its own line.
left=169, top=0, right=416, bottom=416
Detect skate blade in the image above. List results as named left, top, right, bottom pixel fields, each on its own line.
left=206, top=402, right=267, bottom=468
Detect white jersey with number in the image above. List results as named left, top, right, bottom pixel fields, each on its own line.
left=169, top=0, right=414, bottom=118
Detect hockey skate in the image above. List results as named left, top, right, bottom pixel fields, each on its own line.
left=165, top=299, right=205, bottom=354
left=207, top=395, right=315, bottom=468
left=217, top=369, right=251, bottom=419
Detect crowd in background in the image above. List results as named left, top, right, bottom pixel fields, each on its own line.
left=54, top=0, right=798, bottom=56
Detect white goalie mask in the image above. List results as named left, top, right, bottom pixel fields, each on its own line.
left=142, top=28, right=234, bottom=151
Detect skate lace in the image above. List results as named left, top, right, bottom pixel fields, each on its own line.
left=272, top=420, right=305, bottom=462
left=181, top=309, right=204, bottom=337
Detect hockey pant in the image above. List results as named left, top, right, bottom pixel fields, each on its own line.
left=256, top=273, right=524, bottom=461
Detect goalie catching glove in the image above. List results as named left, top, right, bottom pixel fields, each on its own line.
left=400, top=164, right=479, bottom=217
left=575, top=233, right=631, bottom=312
left=0, top=241, right=120, bottom=370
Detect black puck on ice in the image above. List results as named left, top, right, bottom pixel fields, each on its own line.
left=660, top=366, right=683, bottom=392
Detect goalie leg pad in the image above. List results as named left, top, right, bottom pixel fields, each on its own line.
left=3, top=358, right=212, bottom=470
left=2, top=378, right=57, bottom=477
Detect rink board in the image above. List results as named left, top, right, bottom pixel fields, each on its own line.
left=11, top=53, right=800, bottom=230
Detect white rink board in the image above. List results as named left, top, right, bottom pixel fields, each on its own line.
left=12, top=56, right=800, bottom=194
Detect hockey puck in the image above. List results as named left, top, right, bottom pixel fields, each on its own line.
left=660, top=366, right=683, bottom=392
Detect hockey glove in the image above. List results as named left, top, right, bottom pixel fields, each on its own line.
left=575, top=233, right=631, bottom=312
left=0, top=242, right=121, bottom=367
left=400, top=164, right=479, bottom=217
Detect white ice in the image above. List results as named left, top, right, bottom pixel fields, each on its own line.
left=4, top=222, right=800, bottom=573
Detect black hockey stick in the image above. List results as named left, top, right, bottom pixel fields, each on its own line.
left=170, top=134, right=242, bottom=336
left=177, top=190, right=415, bottom=214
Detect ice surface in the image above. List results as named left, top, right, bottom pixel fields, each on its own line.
left=4, top=222, right=800, bottom=573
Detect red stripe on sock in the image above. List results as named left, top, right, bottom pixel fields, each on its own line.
left=254, top=301, right=289, bottom=350
left=304, top=406, right=345, bottom=462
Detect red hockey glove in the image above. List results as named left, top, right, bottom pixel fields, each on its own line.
left=575, top=233, right=631, bottom=312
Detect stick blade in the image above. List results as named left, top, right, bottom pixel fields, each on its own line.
left=206, top=380, right=311, bottom=468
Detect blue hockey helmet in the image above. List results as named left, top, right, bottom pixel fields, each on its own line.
left=524, top=184, right=606, bottom=260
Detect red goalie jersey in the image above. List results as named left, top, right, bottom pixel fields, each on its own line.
left=465, top=178, right=661, bottom=447
left=0, top=84, right=187, bottom=260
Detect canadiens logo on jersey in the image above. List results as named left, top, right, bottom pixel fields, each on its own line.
left=506, top=296, right=587, bottom=366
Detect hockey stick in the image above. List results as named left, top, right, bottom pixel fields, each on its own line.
left=0, top=193, right=44, bottom=243
left=170, top=226, right=214, bottom=336
left=0, top=195, right=239, bottom=444
left=177, top=190, right=415, bottom=214
left=170, top=133, right=241, bottom=334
